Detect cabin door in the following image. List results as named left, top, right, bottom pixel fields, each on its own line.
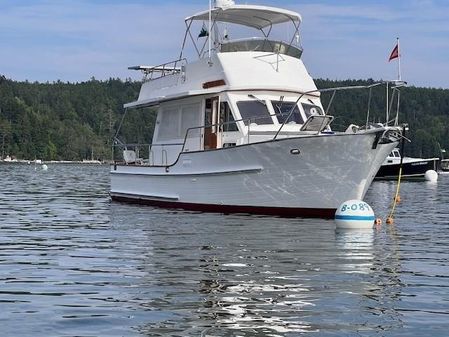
left=204, top=97, right=219, bottom=149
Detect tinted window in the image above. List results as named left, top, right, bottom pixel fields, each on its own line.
left=237, top=101, right=273, bottom=125
left=220, top=102, right=239, bottom=132
left=272, top=101, right=304, bottom=124
left=302, top=103, right=323, bottom=119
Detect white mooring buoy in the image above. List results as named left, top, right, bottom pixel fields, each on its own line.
left=42, top=164, right=48, bottom=171
left=424, top=170, right=438, bottom=182
left=335, top=200, right=375, bottom=229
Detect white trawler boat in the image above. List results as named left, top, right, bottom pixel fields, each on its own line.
left=110, top=0, right=402, bottom=218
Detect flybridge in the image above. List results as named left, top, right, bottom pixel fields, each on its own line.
left=185, top=4, right=302, bottom=29
left=129, top=0, right=303, bottom=80
left=180, top=1, right=303, bottom=60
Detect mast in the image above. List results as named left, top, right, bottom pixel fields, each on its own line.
left=208, top=0, right=212, bottom=61
left=397, top=38, right=402, bottom=81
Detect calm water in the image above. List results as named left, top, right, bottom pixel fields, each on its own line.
left=0, top=164, right=448, bottom=337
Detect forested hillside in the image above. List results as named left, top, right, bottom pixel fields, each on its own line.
left=0, top=76, right=155, bottom=161
left=0, top=75, right=448, bottom=161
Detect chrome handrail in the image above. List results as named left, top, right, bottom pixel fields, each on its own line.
left=113, top=80, right=404, bottom=166
left=136, top=58, right=187, bottom=82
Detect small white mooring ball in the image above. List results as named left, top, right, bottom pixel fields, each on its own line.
left=42, top=164, right=48, bottom=171
left=424, top=170, right=438, bottom=182
left=335, top=200, right=375, bottom=229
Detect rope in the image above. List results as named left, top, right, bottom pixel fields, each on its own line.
left=387, top=165, right=402, bottom=220
left=387, top=124, right=406, bottom=223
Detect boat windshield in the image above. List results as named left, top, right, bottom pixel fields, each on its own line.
left=236, top=100, right=273, bottom=125
left=302, top=103, right=323, bottom=118
left=272, top=101, right=304, bottom=124
left=220, top=39, right=302, bottom=59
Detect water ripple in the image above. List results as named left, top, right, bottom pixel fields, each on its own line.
left=0, top=164, right=448, bottom=336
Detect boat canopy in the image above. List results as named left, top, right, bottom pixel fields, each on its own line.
left=185, top=5, right=302, bottom=29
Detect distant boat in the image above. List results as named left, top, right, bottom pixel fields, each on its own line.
left=82, top=159, right=102, bottom=164
left=375, top=148, right=439, bottom=180
left=1, top=155, right=18, bottom=163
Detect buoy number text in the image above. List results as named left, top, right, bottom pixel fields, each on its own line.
left=340, top=202, right=371, bottom=212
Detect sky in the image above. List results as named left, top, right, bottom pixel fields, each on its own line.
left=1, top=0, right=448, bottom=88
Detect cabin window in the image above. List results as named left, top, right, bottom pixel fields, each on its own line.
left=302, top=103, right=323, bottom=119
left=272, top=101, right=304, bottom=124
left=157, top=103, right=201, bottom=141
left=237, top=100, right=273, bottom=125
left=157, top=107, right=180, bottom=141
left=220, top=102, right=239, bottom=132
left=181, top=103, right=201, bottom=138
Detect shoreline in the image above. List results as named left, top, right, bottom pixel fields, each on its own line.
left=0, top=159, right=107, bottom=165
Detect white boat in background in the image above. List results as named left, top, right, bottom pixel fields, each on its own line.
left=2, top=155, right=16, bottom=162
left=375, top=148, right=439, bottom=180
left=110, top=0, right=403, bottom=218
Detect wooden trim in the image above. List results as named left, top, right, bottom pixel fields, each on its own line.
left=202, top=79, right=226, bottom=89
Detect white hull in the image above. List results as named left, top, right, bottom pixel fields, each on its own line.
left=111, top=130, right=397, bottom=217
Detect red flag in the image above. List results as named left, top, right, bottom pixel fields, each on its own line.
left=389, top=43, right=399, bottom=61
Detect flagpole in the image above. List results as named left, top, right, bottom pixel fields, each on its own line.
left=397, top=37, right=401, bottom=81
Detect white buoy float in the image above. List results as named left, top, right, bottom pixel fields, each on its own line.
left=424, top=169, right=438, bottom=182
left=335, top=200, right=375, bottom=229
left=42, top=164, right=48, bottom=171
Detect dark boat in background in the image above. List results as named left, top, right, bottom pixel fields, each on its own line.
left=375, top=148, right=439, bottom=180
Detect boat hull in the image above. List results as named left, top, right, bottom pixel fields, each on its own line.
left=375, top=158, right=439, bottom=180
left=110, top=131, right=398, bottom=218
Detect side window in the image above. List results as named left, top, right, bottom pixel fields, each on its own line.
left=157, top=107, right=180, bottom=141
left=220, top=102, right=239, bottom=132
left=302, top=103, right=323, bottom=119
left=237, top=101, right=273, bottom=125
left=272, top=101, right=304, bottom=124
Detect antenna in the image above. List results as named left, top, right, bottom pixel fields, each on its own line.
left=208, top=0, right=211, bottom=60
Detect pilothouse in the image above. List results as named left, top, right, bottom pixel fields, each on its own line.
left=111, top=0, right=403, bottom=217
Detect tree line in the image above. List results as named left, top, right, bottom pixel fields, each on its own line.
left=0, top=75, right=448, bottom=161
left=0, top=75, right=154, bottom=161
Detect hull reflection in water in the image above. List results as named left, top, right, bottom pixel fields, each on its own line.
left=128, top=210, right=406, bottom=336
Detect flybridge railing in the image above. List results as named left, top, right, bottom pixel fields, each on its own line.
left=128, top=58, right=187, bottom=82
